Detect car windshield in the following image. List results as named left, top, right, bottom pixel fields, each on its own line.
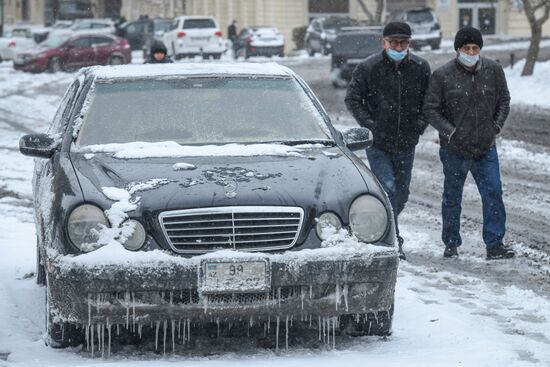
left=76, top=77, right=331, bottom=147
left=154, top=20, right=172, bottom=32
left=252, top=27, right=280, bottom=36
left=39, top=35, right=70, bottom=48
left=407, top=11, right=434, bottom=24
left=183, top=19, right=216, bottom=29
left=324, top=18, right=359, bottom=30
left=11, top=29, right=30, bottom=37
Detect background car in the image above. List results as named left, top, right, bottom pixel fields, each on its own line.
left=330, top=27, right=383, bottom=88
left=118, top=17, right=172, bottom=51
left=233, top=26, right=284, bottom=59
left=0, top=27, right=36, bottom=62
left=305, top=16, right=360, bottom=56
left=47, top=18, right=116, bottom=39
left=163, top=16, right=224, bottom=59
left=393, top=7, right=442, bottom=50
left=13, top=33, right=131, bottom=73
left=19, top=63, right=397, bottom=348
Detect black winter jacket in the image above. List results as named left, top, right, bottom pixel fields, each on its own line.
left=345, top=51, right=431, bottom=154
left=423, top=57, right=510, bottom=159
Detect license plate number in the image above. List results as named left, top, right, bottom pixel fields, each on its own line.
left=191, top=36, right=209, bottom=41
left=199, top=259, right=270, bottom=294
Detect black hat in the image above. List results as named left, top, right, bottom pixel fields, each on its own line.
left=150, top=41, right=167, bottom=55
left=454, top=27, right=483, bottom=50
left=383, top=22, right=411, bottom=38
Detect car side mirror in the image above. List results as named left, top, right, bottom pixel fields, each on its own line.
left=341, top=127, right=373, bottom=151
left=19, top=133, right=59, bottom=159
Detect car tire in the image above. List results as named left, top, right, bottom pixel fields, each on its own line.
left=45, top=284, right=84, bottom=348
left=306, top=42, right=315, bottom=57
left=213, top=53, right=222, bottom=60
left=47, top=57, right=63, bottom=73
left=430, top=42, right=440, bottom=50
left=108, top=55, right=124, bottom=65
left=340, top=304, right=394, bottom=336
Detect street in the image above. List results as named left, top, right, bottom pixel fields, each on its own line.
left=0, top=42, right=549, bottom=366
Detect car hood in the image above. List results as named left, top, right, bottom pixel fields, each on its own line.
left=70, top=147, right=374, bottom=217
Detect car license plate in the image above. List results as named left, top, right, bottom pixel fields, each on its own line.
left=199, top=259, right=270, bottom=294
left=191, top=36, right=209, bottom=41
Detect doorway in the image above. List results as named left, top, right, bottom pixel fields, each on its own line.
left=457, top=1, right=497, bottom=35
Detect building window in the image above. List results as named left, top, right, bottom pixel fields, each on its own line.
left=457, top=1, right=498, bottom=35
left=308, top=0, right=349, bottom=19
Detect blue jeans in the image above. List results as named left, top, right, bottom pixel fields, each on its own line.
left=366, top=146, right=415, bottom=237
left=439, top=145, right=506, bottom=249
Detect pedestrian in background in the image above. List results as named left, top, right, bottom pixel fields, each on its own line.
left=144, top=41, right=173, bottom=64
left=228, top=20, right=238, bottom=42
left=345, top=22, right=431, bottom=260
left=423, top=27, right=514, bottom=260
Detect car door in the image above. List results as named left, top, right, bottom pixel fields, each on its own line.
left=92, top=36, right=116, bottom=64
left=122, top=21, right=144, bottom=50
left=234, top=28, right=249, bottom=54
left=65, top=36, right=94, bottom=68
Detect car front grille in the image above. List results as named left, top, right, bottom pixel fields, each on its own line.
left=159, top=206, right=304, bottom=254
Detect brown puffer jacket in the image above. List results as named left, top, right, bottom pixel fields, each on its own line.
left=423, top=57, right=510, bottom=159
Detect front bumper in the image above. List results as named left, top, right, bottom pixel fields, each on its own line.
left=13, top=58, right=47, bottom=72
left=47, top=248, right=398, bottom=326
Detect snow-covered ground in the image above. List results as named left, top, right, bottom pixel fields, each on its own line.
left=1, top=47, right=550, bottom=366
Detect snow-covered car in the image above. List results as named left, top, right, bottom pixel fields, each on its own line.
left=47, top=18, right=116, bottom=39
left=163, top=16, right=224, bottom=59
left=0, top=28, right=36, bottom=62
left=233, top=26, right=285, bottom=59
left=19, top=63, right=398, bottom=350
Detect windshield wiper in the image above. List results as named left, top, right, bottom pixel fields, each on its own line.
left=278, top=140, right=336, bottom=146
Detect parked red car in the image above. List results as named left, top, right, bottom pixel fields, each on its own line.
left=13, top=33, right=131, bottom=73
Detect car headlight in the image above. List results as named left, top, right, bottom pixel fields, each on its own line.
left=67, top=204, right=109, bottom=252
left=315, top=212, right=342, bottom=240
left=119, top=219, right=146, bottom=251
left=349, top=195, right=388, bottom=243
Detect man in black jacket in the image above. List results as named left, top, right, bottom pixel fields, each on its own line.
left=345, top=22, right=431, bottom=260
left=144, top=41, right=173, bottom=64
left=423, top=27, right=514, bottom=260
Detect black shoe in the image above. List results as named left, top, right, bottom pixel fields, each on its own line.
left=486, top=243, right=515, bottom=260
left=443, top=245, right=459, bottom=258
left=397, top=236, right=406, bottom=261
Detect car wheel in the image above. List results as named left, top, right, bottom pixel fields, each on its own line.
left=431, top=42, right=440, bottom=50
left=45, top=283, right=84, bottom=347
left=213, top=53, right=222, bottom=60
left=47, top=57, right=62, bottom=73
left=108, top=55, right=124, bottom=65
left=340, top=304, right=394, bottom=336
left=306, top=42, right=314, bottom=57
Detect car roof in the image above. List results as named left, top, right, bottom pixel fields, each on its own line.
left=84, top=62, right=295, bottom=81
left=175, top=16, right=216, bottom=20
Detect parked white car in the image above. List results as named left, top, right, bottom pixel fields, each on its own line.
left=0, top=28, right=36, bottom=62
left=163, top=16, right=224, bottom=59
left=233, top=26, right=285, bottom=59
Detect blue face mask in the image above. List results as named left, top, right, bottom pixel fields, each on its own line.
left=387, top=49, right=408, bottom=62
left=458, top=51, right=480, bottom=67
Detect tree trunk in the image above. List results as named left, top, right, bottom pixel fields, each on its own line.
left=356, top=0, right=374, bottom=24
left=374, top=0, right=385, bottom=24
left=522, top=25, right=542, bottom=76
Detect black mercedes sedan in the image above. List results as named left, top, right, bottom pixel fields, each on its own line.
left=20, top=63, right=398, bottom=351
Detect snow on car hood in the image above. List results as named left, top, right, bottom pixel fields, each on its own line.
left=70, top=145, right=372, bottom=215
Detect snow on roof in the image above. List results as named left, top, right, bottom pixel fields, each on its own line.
left=86, top=62, right=294, bottom=80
